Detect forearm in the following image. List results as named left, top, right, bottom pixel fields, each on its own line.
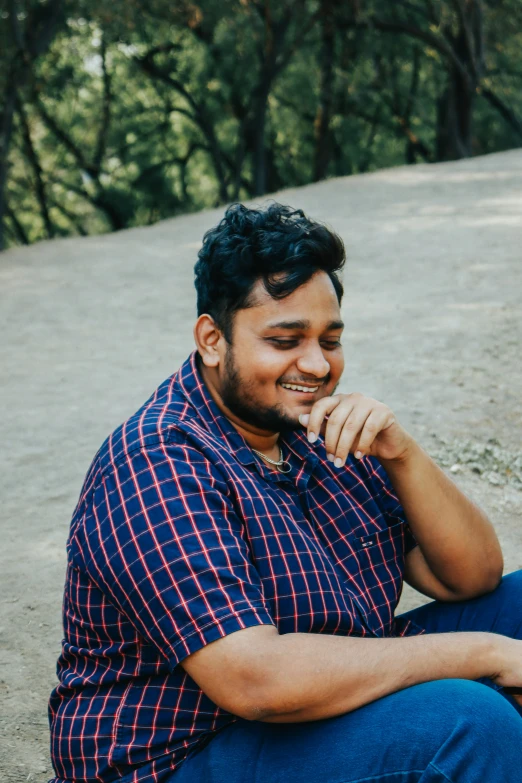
left=380, top=441, right=503, bottom=596
left=258, top=630, right=496, bottom=723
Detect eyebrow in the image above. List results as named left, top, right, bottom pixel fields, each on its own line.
left=265, top=319, right=344, bottom=331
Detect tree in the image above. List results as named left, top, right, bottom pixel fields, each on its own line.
left=2, top=0, right=522, bottom=249
left=0, top=0, right=64, bottom=249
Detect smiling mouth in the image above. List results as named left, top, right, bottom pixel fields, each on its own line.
left=280, top=383, right=320, bottom=394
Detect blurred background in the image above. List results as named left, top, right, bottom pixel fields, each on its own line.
left=1, top=0, right=522, bottom=251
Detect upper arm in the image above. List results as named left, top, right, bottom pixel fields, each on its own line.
left=404, top=545, right=465, bottom=602
left=180, top=623, right=280, bottom=720
left=83, top=438, right=275, bottom=672
left=404, top=542, right=503, bottom=602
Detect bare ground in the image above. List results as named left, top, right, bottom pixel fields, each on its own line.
left=1, top=149, right=521, bottom=781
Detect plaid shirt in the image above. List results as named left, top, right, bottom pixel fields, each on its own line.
left=49, top=351, right=422, bottom=783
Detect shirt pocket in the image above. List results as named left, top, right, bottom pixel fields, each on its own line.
left=354, top=520, right=408, bottom=557
left=349, top=521, right=409, bottom=632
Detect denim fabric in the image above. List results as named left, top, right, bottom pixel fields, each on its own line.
left=169, top=570, right=522, bottom=782
left=398, top=568, right=522, bottom=717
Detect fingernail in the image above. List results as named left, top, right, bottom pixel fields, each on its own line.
left=355, top=451, right=362, bottom=459
left=308, top=431, right=317, bottom=443
left=327, top=453, right=334, bottom=461
left=334, top=457, right=343, bottom=468
left=299, top=414, right=310, bottom=426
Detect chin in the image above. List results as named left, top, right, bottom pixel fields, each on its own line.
left=285, top=410, right=306, bottom=427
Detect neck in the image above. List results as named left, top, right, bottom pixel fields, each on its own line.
left=199, top=361, right=280, bottom=457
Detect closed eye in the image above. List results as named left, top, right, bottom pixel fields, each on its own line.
left=269, top=339, right=298, bottom=348
left=268, top=339, right=341, bottom=350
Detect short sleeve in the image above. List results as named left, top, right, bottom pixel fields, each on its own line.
left=82, top=437, right=276, bottom=668
left=357, top=456, right=418, bottom=555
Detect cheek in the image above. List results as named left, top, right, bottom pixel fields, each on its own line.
left=325, top=351, right=344, bottom=388
left=256, top=351, right=293, bottom=388
left=333, top=352, right=344, bottom=376
left=236, top=345, right=289, bottom=389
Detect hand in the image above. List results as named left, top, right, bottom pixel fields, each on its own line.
left=487, top=635, right=522, bottom=706
left=299, top=392, right=413, bottom=467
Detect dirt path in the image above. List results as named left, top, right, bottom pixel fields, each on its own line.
left=1, top=149, right=521, bottom=781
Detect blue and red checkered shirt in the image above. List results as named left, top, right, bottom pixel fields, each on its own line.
left=49, top=351, right=423, bottom=783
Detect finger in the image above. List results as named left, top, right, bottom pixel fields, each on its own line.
left=322, top=399, right=358, bottom=457
left=354, top=408, right=393, bottom=458
left=300, top=396, right=343, bottom=444
left=323, top=402, right=364, bottom=459
left=329, top=407, right=373, bottom=467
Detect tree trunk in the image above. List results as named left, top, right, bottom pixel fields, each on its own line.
left=436, top=65, right=474, bottom=160
left=17, top=94, right=54, bottom=238
left=313, top=0, right=335, bottom=182
left=4, top=201, right=29, bottom=244
left=251, top=92, right=269, bottom=196
left=0, top=0, right=63, bottom=250
left=436, top=4, right=484, bottom=162
left=0, top=79, right=17, bottom=250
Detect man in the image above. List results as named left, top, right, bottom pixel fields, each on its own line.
left=49, top=203, right=522, bottom=783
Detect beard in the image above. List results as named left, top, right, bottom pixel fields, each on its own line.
left=220, top=346, right=302, bottom=433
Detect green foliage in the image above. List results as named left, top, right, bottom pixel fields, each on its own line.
left=2, top=0, right=522, bottom=248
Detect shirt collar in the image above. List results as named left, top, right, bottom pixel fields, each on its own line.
left=175, top=351, right=257, bottom=467
left=174, top=351, right=319, bottom=475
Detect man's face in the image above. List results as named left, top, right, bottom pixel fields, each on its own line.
left=217, top=271, right=345, bottom=433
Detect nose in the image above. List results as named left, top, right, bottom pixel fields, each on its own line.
left=296, top=342, right=331, bottom=379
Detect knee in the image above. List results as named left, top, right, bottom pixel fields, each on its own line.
left=398, top=679, right=522, bottom=779
left=410, top=678, right=520, bottom=739
left=359, top=679, right=522, bottom=776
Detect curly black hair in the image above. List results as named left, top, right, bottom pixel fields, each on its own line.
left=194, top=202, right=345, bottom=342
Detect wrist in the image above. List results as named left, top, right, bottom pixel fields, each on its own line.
left=378, top=432, right=419, bottom=469
left=466, top=632, right=503, bottom=680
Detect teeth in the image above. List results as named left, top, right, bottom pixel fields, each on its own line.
left=281, top=383, right=319, bottom=392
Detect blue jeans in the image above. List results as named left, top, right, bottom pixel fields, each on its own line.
left=171, top=570, right=522, bottom=782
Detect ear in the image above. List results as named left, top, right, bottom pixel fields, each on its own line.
left=193, top=315, right=223, bottom=368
